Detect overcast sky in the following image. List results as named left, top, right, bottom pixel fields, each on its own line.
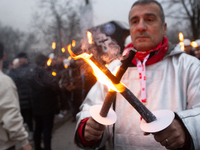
left=0, top=0, right=173, bottom=33
left=92, top=0, right=134, bottom=26
left=0, top=0, right=37, bottom=32
left=0, top=0, right=136, bottom=32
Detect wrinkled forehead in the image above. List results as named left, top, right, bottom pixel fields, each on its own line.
left=129, top=3, right=161, bottom=21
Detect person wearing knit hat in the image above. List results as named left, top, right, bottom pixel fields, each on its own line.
left=8, top=51, right=34, bottom=141
left=183, top=39, right=194, bottom=55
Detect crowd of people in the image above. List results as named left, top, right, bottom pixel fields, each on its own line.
left=1, top=46, right=96, bottom=150
left=1, top=0, right=200, bottom=150
left=181, top=38, right=200, bottom=59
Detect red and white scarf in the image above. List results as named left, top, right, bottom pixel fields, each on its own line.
left=123, top=37, right=169, bottom=104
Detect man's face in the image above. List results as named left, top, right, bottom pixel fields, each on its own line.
left=18, top=57, right=28, bottom=65
left=194, top=47, right=200, bottom=59
left=129, top=3, right=167, bottom=51
left=184, top=46, right=192, bottom=54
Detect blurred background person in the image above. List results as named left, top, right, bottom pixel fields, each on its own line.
left=59, top=56, right=97, bottom=122
left=2, top=60, right=11, bottom=74
left=59, top=58, right=83, bottom=122
left=0, top=42, right=32, bottom=150
left=194, top=39, right=200, bottom=60
left=29, top=54, right=60, bottom=150
left=52, top=54, right=68, bottom=118
left=8, top=52, right=34, bottom=140
left=183, top=39, right=195, bottom=56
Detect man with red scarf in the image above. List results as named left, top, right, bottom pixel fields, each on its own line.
left=74, top=0, right=200, bottom=149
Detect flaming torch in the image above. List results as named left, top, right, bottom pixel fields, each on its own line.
left=61, top=47, right=65, bottom=53
left=179, top=32, right=185, bottom=51
left=47, top=58, right=52, bottom=66
left=68, top=46, right=174, bottom=132
left=52, top=42, right=56, bottom=50
left=191, top=41, right=198, bottom=48
left=72, top=40, right=76, bottom=47
left=87, top=31, right=94, bottom=44
left=52, top=71, right=57, bottom=76
left=47, top=53, right=55, bottom=67
left=191, top=41, right=198, bottom=54
left=67, top=32, right=174, bottom=132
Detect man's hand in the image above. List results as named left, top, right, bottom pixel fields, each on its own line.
left=22, top=144, right=32, bottom=150
left=84, top=117, right=106, bottom=142
left=152, top=119, right=186, bottom=149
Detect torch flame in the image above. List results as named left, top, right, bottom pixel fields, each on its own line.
left=67, top=44, right=76, bottom=57
left=179, top=32, right=185, bottom=51
left=72, top=40, right=76, bottom=47
left=191, top=41, right=198, bottom=48
left=87, top=31, right=94, bottom=44
left=61, top=47, right=65, bottom=53
left=67, top=48, right=125, bottom=92
left=179, top=42, right=185, bottom=51
left=179, top=32, right=184, bottom=42
left=47, top=58, right=52, bottom=66
left=52, top=42, right=56, bottom=50
left=52, top=71, right=57, bottom=76
left=64, top=64, right=68, bottom=69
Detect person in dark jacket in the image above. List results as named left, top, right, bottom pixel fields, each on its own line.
left=8, top=52, right=34, bottom=137
left=29, top=54, right=59, bottom=150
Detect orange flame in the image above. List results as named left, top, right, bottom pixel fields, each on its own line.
left=87, top=31, right=94, bottom=44
left=179, top=32, right=185, bottom=51
left=67, top=44, right=76, bottom=57
left=67, top=48, right=125, bottom=92
left=72, top=40, right=76, bottom=47
left=47, top=58, right=52, bottom=66
left=191, top=41, right=198, bottom=48
left=61, top=47, right=65, bottom=53
left=52, top=71, right=57, bottom=76
left=64, top=64, right=68, bottom=69
left=179, top=32, right=184, bottom=42
left=52, top=42, right=56, bottom=50
left=179, top=42, right=185, bottom=51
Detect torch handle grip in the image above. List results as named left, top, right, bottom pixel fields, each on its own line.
left=100, top=91, right=116, bottom=117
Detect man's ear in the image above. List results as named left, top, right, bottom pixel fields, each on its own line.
left=3, top=53, right=6, bottom=61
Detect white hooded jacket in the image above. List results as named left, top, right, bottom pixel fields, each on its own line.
left=0, top=71, right=29, bottom=149
left=75, top=43, right=200, bottom=150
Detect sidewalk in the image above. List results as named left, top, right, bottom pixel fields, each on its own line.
left=52, top=112, right=78, bottom=150
left=16, top=112, right=78, bottom=150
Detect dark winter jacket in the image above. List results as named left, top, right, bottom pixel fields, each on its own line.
left=8, top=63, right=34, bottom=110
left=29, top=67, right=60, bottom=116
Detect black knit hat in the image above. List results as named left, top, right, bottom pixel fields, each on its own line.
left=16, top=52, right=28, bottom=59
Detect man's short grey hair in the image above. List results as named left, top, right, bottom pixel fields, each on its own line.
left=129, top=0, right=165, bottom=24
